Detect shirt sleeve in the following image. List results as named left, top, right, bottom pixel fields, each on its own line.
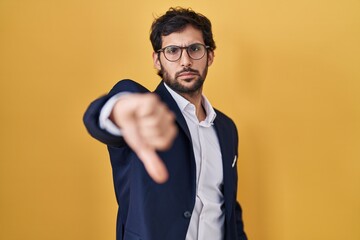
left=99, top=92, right=130, bottom=136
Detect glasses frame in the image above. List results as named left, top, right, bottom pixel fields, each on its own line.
left=157, top=43, right=210, bottom=62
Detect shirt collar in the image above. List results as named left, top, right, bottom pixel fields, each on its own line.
left=163, top=82, right=217, bottom=124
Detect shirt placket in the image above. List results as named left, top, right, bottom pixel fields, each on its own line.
left=198, top=121, right=212, bottom=240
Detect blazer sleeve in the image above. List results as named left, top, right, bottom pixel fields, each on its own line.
left=235, top=201, right=248, bottom=240
left=233, top=119, right=248, bottom=240
left=83, top=79, right=149, bottom=147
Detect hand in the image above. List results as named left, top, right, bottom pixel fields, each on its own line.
left=110, top=93, right=177, bottom=183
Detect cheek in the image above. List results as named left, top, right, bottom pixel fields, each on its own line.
left=195, top=59, right=209, bottom=70
left=162, top=62, right=178, bottom=74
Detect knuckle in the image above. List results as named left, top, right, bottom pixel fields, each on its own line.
left=145, top=93, right=160, bottom=104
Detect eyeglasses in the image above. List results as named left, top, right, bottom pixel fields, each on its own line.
left=157, top=43, right=210, bottom=62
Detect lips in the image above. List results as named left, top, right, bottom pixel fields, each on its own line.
left=178, top=72, right=197, bottom=77
left=176, top=69, right=199, bottom=78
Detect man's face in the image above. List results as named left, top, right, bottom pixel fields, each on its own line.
left=153, top=25, right=214, bottom=96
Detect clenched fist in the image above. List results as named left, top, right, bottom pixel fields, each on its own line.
left=110, top=93, right=177, bottom=183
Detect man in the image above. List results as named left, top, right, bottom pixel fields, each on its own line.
left=84, top=7, right=247, bottom=240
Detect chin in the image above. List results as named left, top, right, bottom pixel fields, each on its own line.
left=172, top=80, right=204, bottom=94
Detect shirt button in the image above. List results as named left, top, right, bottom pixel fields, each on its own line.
left=183, top=211, right=192, bottom=218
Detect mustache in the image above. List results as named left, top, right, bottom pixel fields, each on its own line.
left=175, top=68, right=200, bottom=77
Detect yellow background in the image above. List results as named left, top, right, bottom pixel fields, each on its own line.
left=1, top=0, right=359, bottom=239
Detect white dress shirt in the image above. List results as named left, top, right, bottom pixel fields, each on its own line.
left=99, top=83, right=225, bottom=240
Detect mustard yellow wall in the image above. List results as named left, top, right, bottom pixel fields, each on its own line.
left=1, top=0, right=359, bottom=239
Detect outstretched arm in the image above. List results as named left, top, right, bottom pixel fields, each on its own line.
left=83, top=80, right=149, bottom=146
left=83, top=79, right=177, bottom=183
left=109, top=93, right=177, bottom=183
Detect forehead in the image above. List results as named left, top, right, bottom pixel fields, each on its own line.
left=161, top=25, right=204, bottom=47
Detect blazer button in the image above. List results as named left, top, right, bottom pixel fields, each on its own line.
left=183, top=211, right=192, bottom=218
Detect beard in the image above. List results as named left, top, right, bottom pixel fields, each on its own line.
left=160, top=65, right=208, bottom=95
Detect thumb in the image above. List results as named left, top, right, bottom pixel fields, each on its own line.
left=137, top=147, right=169, bottom=184
left=121, top=118, right=169, bottom=184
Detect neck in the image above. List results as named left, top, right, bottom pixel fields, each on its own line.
left=180, top=90, right=206, bottom=122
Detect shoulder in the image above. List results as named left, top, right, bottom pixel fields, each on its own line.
left=108, top=79, right=150, bottom=96
left=213, top=108, right=239, bottom=150
left=214, top=108, right=237, bottom=129
left=214, top=108, right=239, bottom=138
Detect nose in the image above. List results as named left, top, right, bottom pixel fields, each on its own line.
left=180, top=49, right=192, bottom=67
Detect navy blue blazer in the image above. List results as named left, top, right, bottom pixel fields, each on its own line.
left=83, top=80, right=247, bottom=240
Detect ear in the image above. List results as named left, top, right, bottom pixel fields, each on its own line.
left=207, top=50, right=214, bottom=66
left=152, top=52, right=162, bottom=70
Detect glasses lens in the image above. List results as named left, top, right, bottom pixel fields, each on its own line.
left=188, top=44, right=206, bottom=60
left=162, top=44, right=207, bottom=61
left=164, top=46, right=181, bottom=61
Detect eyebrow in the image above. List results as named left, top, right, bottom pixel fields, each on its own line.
left=162, top=42, right=204, bottom=48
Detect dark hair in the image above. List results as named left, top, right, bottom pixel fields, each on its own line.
left=150, top=7, right=216, bottom=52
